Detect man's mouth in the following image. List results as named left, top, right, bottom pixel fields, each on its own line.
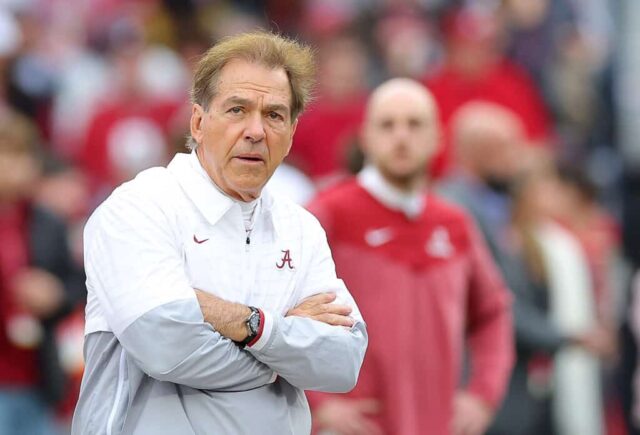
left=235, top=154, right=264, bottom=163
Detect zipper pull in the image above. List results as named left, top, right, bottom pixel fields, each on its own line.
left=246, top=235, right=251, bottom=245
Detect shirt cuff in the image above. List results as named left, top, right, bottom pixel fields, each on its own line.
left=247, top=309, right=273, bottom=351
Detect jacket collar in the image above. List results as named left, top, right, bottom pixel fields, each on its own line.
left=357, top=165, right=426, bottom=219
left=167, top=151, right=279, bottom=236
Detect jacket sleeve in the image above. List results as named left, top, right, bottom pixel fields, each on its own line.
left=463, top=218, right=515, bottom=409
left=246, top=215, right=368, bottom=393
left=85, top=184, right=275, bottom=391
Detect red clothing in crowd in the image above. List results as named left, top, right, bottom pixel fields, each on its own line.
left=289, top=96, right=366, bottom=180
left=79, top=98, right=181, bottom=191
left=307, top=178, right=514, bottom=434
left=424, top=60, right=550, bottom=177
left=0, top=204, right=39, bottom=387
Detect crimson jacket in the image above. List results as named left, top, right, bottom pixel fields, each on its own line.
left=307, top=172, right=514, bottom=435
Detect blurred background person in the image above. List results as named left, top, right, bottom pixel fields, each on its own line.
left=506, top=159, right=608, bottom=435
left=288, top=31, right=369, bottom=187
left=0, top=109, right=85, bottom=434
left=307, top=79, right=513, bottom=435
left=76, top=6, right=188, bottom=201
left=0, top=0, right=633, bottom=433
left=424, top=5, right=551, bottom=178
left=631, top=273, right=640, bottom=434
left=555, top=165, right=628, bottom=434
left=439, top=103, right=610, bottom=435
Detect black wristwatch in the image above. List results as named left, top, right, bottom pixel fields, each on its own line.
left=237, top=306, right=261, bottom=348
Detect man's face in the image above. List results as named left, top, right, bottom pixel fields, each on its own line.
left=0, top=150, right=39, bottom=201
left=475, top=131, right=521, bottom=184
left=190, top=59, right=297, bottom=201
left=463, top=114, right=524, bottom=190
left=362, top=83, right=438, bottom=186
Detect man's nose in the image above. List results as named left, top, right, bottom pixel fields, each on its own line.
left=392, top=124, right=411, bottom=142
left=244, top=112, right=266, bottom=143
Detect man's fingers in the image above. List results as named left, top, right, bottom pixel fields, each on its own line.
left=299, top=292, right=337, bottom=305
left=452, top=412, right=466, bottom=435
left=342, top=415, right=384, bottom=435
left=315, top=313, right=354, bottom=327
left=342, top=419, right=367, bottom=435
left=323, top=303, right=352, bottom=316
left=354, top=398, right=381, bottom=414
left=357, top=418, right=385, bottom=435
left=287, top=293, right=352, bottom=320
left=315, top=398, right=383, bottom=435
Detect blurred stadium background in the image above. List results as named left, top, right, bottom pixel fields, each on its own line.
left=1, top=0, right=640, bottom=434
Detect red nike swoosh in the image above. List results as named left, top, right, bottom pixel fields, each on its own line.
left=193, top=235, right=209, bottom=244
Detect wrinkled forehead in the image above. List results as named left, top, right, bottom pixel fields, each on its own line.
left=214, top=60, right=293, bottom=106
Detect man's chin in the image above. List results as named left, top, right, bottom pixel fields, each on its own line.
left=381, top=165, right=424, bottom=185
left=229, top=180, right=266, bottom=202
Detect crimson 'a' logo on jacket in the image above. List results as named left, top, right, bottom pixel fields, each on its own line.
left=276, top=250, right=294, bottom=269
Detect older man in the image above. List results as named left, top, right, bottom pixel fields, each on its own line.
left=307, top=79, right=513, bottom=435
left=72, top=32, right=367, bottom=435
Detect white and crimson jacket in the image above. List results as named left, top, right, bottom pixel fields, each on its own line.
left=72, top=152, right=367, bottom=435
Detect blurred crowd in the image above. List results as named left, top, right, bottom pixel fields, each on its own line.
left=0, top=0, right=639, bottom=434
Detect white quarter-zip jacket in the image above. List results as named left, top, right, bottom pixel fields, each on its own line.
left=72, top=151, right=368, bottom=435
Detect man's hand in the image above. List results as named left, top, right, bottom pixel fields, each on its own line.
left=13, top=268, right=65, bottom=318
left=195, top=290, right=251, bottom=342
left=573, top=325, right=618, bottom=361
left=452, top=392, right=493, bottom=435
left=286, top=292, right=354, bottom=327
left=315, top=398, right=383, bottom=435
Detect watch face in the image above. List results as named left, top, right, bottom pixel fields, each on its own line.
left=248, top=311, right=260, bottom=335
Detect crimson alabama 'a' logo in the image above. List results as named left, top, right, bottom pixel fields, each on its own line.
left=276, top=249, right=294, bottom=269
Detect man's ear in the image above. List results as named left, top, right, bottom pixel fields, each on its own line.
left=358, top=124, right=369, bottom=154
left=285, top=118, right=298, bottom=157
left=190, top=104, right=205, bottom=146
left=425, top=124, right=441, bottom=160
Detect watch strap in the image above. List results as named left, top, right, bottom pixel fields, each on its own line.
left=237, top=306, right=262, bottom=348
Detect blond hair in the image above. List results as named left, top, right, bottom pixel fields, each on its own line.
left=187, top=31, right=316, bottom=150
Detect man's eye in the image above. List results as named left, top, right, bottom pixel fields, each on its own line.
left=228, top=107, right=243, bottom=114
left=268, top=112, right=284, bottom=121
left=380, top=120, right=393, bottom=130
left=408, top=119, right=422, bottom=129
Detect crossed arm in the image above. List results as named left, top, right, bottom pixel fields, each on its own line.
left=86, top=188, right=366, bottom=393
left=192, top=255, right=366, bottom=393
left=195, top=290, right=354, bottom=343
left=111, top=287, right=362, bottom=394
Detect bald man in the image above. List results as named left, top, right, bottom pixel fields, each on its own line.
left=440, top=102, right=607, bottom=435
left=306, top=79, right=514, bottom=435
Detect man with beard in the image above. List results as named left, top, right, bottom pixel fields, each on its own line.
left=307, top=80, right=514, bottom=435
left=440, top=102, right=605, bottom=435
left=438, top=101, right=525, bottom=257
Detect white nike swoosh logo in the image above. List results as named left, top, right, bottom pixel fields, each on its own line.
left=365, top=227, right=394, bottom=247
